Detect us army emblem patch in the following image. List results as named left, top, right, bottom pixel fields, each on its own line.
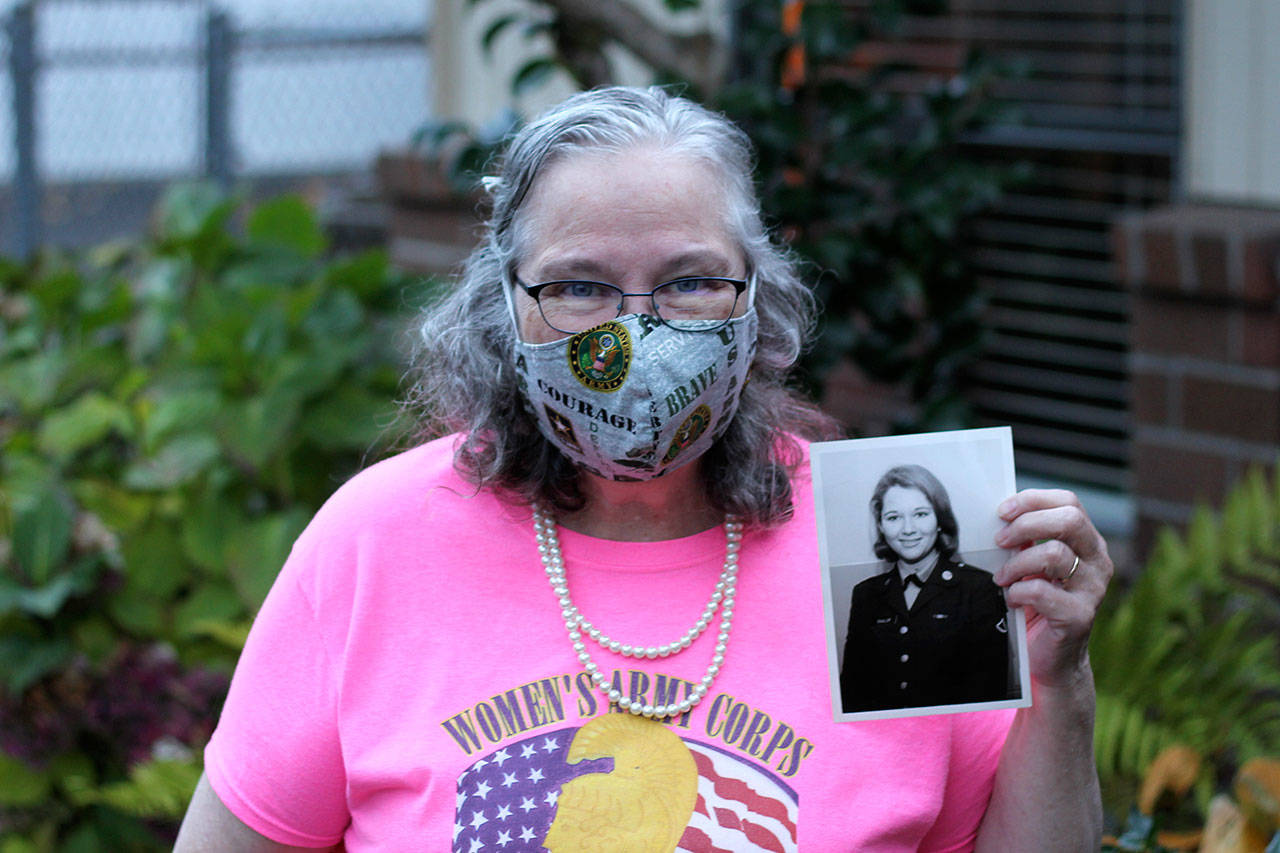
left=663, top=404, right=712, bottom=463
left=567, top=323, right=631, bottom=392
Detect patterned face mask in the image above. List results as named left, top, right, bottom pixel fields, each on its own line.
left=511, top=310, right=758, bottom=481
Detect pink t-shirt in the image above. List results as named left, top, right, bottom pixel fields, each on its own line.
left=205, top=436, right=1013, bottom=850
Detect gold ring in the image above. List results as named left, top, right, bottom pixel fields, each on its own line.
left=1064, top=554, right=1081, bottom=584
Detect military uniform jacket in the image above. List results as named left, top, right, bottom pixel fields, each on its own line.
left=839, top=554, right=1010, bottom=713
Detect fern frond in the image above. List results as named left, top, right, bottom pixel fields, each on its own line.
left=1093, top=464, right=1280, bottom=806
left=1095, top=692, right=1182, bottom=784
left=70, top=758, right=202, bottom=819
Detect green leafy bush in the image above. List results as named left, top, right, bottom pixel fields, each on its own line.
left=0, top=185, right=423, bottom=848
left=1092, top=467, right=1280, bottom=826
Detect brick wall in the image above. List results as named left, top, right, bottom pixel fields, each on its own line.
left=1116, top=204, right=1280, bottom=552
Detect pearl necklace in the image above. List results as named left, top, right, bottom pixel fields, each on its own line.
left=533, top=506, right=742, bottom=719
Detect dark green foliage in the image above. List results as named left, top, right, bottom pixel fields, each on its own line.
left=721, top=1, right=1019, bottom=428
left=0, top=185, right=424, bottom=848
left=1092, top=467, right=1280, bottom=824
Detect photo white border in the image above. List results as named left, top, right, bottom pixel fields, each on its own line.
left=811, top=427, right=1033, bottom=722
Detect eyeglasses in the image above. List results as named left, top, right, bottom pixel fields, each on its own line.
left=515, top=274, right=751, bottom=335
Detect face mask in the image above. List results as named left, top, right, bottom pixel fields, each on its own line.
left=511, top=310, right=758, bottom=481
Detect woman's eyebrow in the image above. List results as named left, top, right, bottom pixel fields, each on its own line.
left=656, top=250, right=738, bottom=278
left=537, top=258, right=611, bottom=280
left=536, top=250, right=738, bottom=283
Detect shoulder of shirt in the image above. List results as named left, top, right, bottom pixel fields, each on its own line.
left=850, top=569, right=896, bottom=594
left=938, top=556, right=998, bottom=586
left=300, top=433, right=509, bottom=543
left=325, top=433, right=462, bottom=501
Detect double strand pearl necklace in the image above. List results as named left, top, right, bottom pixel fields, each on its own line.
left=533, top=506, right=742, bottom=719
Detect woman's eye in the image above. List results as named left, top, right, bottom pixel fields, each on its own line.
left=670, top=277, right=728, bottom=294
left=567, top=282, right=604, bottom=298
left=546, top=281, right=609, bottom=299
left=673, top=278, right=707, bottom=293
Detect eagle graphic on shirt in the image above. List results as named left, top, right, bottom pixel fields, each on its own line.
left=452, top=714, right=799, bottom=852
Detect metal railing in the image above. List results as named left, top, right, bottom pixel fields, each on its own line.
left=2, top=0, right=428, bottom=258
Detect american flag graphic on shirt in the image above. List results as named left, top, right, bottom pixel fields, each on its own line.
left=451, top=721, right=798, bottom=852
left=679, top=742, right=798, bottom=852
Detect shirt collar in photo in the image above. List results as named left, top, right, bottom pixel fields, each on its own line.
left=897, top=550, right=941, bottom=586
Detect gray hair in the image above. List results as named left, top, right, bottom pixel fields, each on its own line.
left=405, top=86, right=838, bottom=525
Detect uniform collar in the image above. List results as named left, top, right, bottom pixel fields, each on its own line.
left=897, top=550, right=941, bottom=586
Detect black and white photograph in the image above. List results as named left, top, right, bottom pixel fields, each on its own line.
left=812, top=427, right=1032, bottom=722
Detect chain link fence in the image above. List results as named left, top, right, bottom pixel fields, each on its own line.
left=1, top=0, right=430, bottom=256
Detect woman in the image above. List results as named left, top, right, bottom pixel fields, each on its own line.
left=840, top=465, right=1012, bottom=713
left=177, top=87, right=1112, bottom=851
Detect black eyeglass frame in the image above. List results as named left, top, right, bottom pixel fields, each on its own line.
left=513, top=273, right=753, bottom=335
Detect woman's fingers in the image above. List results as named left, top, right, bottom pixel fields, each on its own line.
left=998, top=487, right=1082, bottom=521
left=994, top=490, right=1113, bottom=601
left=993, top=538, right=1073, bottom=583
left=1004, top=578, right=1097, bottom=681
left=992, top=488, right=1115, bottom=685
left=995, top=490, right=1112, bottom=589
left=994, top=539, right=1110, bottom=600
left=996, top=497, right=1104, bottom=562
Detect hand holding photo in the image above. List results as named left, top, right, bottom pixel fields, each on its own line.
left=811, top=427, right=1032, bottom=722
